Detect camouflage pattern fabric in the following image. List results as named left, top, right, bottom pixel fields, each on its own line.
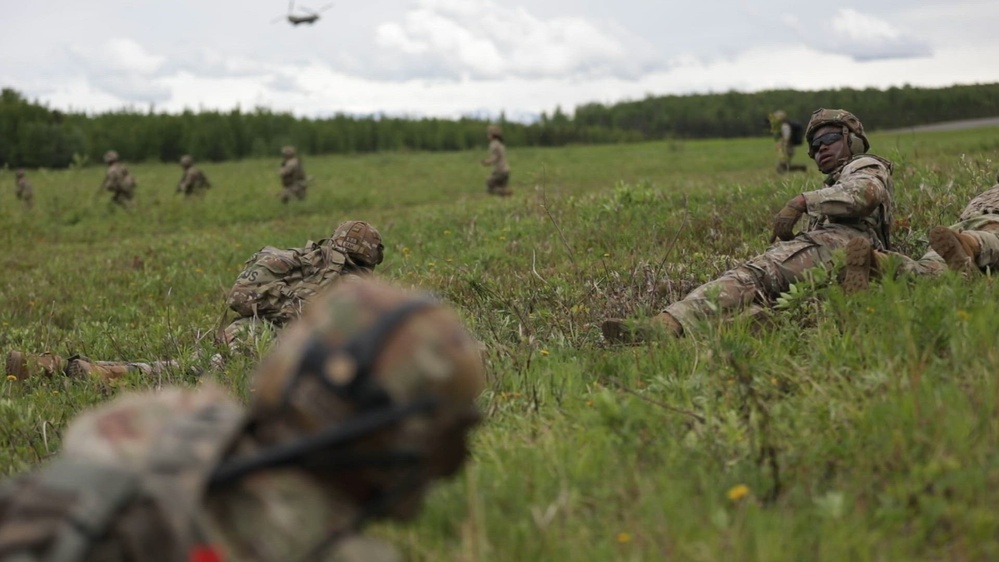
left=15, top=175, right=34, bottom=208
left=279, top=156, right=308, bottom=202
left=483, top=139, right=511, bottom=195
left=665, top=153, right=893, bottom=333
left=103, top=162, right=137, bottom=207
left=959, top=183, right=999, bottom=221
left=177, top=166, right=211, bottom=196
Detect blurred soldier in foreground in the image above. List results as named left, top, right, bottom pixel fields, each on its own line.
left=176, top=154, right=212, bottom=196
left=101, top=150, right=137, bottom=208
left=481, top=124, right=511, bottom=196
left=769, top=110, right=807, bottom=174
left=841, top=173, right=999, bottom=291
left=14, top=169, right=34, bottom=209
left=0, top=280, right=487, bottom=561
left=603, top=108, right=893, bottom=342
left=279, top=145, right=308, bottom=203
left=5, top=221, right=385, bottom=380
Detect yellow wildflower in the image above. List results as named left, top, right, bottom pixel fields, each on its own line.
left=6, top=375, right=17, bottom=381
left=616, top=532, right=632, bottom=544
left=540, top=349, right=550, bottom=356
left=957, top=309, right=970, bottom=321
left=727, top=484, right=750, bottom=502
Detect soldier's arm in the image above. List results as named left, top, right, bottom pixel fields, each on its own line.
left=481, top=144, right=498, bottom=165
left=801, top=159, right=891, bottom=218
left=103, top=169, right=120, bottom=191
left=177, top=171, right=190, bottom=192
left=279, top=160, right=297, bottom=179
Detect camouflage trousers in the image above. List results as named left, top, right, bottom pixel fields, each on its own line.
left=220, top=316, right=281, bottom=351
left=665, top=225, right=867, bottom=332
left=486, top=171, right=511, bottom=196
left=111, top=189, right=134, bottom=207
left=893, top=216, right=999, bottom=276
left=280, top=182, right=307, bottom=203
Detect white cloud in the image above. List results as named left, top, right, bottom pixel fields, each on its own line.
left=801, top=8, right=932, bottom=61
left=373, top=0, right=657, bottom=80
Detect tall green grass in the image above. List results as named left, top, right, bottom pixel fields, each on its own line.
left=1, top=127, right=998, bottom=560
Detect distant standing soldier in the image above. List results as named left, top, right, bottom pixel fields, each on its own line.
left=481, top=124, right=511, bottom=196
left=0, top=280, right=487, bottom=562
left=176, top=154, right=212, bottom=196
left=14, top=169, right=33, bottom=209
left=769, top=110, right=807, bottom=174
left=279, top=145, right=308, bottom=203
left=101, top=150, right=137, bottom=208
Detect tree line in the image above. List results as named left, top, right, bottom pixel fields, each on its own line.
left=2, top=83, right=998, bottom=169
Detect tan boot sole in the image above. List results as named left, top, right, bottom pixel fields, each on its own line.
left=842, top=237, right=872, bottom=294
left=928, top=226, right=976, bottom=277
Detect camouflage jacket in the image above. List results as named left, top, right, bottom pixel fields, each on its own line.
left=280, top=157, right=307, bottom=188
left=178, top=167, right=211, bottom=194
left=802, top=154, right=894, bottom=250
left=103, top=163, right=137, bottom=194
left=15, top=177, right=33, bottom=199
left=484, top=139, right=509, bottom=173
left=227, top=239, right=357, bottom=326
left=959, top=183, right=999, bottom=221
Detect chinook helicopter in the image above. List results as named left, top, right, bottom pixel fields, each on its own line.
left=272, top=0, right=334, bottom=26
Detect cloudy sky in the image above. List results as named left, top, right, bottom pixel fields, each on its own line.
left=2, top=0, right=997, bottom=121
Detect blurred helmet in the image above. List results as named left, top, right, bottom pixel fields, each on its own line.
left=247, top=279, right=486, bottom=519
left=331, top=220, right=384, bottom=268
left=103, top=150, right=120, bottom=164
left=486, top=124, right=502, bottom=138
left=15, top=169, right=25, bottom=178
left=771, top=110, right=787, bottom=122
left=805, top=108, right=869, bottom=158
left=281, top=145, right=297, bottom=158
left=179, top=154, right=194, bottom=167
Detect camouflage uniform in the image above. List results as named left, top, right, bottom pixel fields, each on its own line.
left=177, top=154, right=211, bottom=196
left=102, top=150, right=137, bottom=207
left=279, top=145, right=308, bottom=203
left=14, top=169, right=33, bottom=208
left=0, top=280, right=486, bottom=562
left=222, top=221, right=385, bottom=348
left=482, top=125, right=511, bottom=196
left=603, top=109, right=892, bottom=341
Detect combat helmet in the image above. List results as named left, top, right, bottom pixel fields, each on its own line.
left=226, top=280, right=486, bottom=521
left=805, top=108, right=869, bottom=158
left=486, top=124, right=502, bottom=138
left=331, top=220, right=384, bottom=268
left=281, top=145, right=297, bottom=158
left=103, top=150, right=120, bottom=164
left=179, top=154, right=194, bottom=168
left=15, top=169, right=24, bottom=178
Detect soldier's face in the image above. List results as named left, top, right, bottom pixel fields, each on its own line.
left=811, top=125, right=852, bottom=173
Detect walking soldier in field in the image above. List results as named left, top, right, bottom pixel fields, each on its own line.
left=481, top=124, right=511, bottom=196
left=14, top=169, right=34, bottom=209
left=102, top=150, right=137, bottom=208
left=769, top=110, right=807, bottom=174
left=841, top=174, right=999, bottom=291
left=0, top=279, right=487, bottom=562
left=603, top=108, right=894, bottom=342
left=176, top=154, right=212, bottom=196
left=279, top=145, right=308, bottom=203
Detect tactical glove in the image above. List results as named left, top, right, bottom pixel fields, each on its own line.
left=770, top=195, right=807, bottom=242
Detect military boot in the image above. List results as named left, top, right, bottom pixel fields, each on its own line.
left=601, top=312, right=683, bottom=344
left=928, top=226, right=979, bottom=277
left=65, top=356, right=133, bottom=381
left=4, top=351, right=66, bottom=380
left=842, top=237, right=874, bottom=293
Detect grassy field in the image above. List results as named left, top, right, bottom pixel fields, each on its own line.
left=2, top=127, right=999, bottom=561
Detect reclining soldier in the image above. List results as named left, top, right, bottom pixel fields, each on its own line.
left=0, top=280, right=486, bottom=561
left=603, top=108, right=894, bottom=342
left=5, top=220, right=385, bottom=380
left=841, top=172, right=999, bottom=291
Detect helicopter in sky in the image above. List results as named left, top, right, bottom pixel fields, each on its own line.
left=272, top=0, right=334, bottom=26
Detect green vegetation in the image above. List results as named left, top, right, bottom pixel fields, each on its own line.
left=3, top=82, right=999, bottom=168
left=1, top=125, right=999, bottom=560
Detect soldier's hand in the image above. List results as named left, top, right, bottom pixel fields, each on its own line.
left=770, top=195, right=807, bottom=243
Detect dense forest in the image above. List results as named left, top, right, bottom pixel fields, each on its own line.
left=2, top=83, right=998, bottom=169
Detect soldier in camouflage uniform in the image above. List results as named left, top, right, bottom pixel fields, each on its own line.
left=0, top=280, right=487, bottom=562
left=222, top=220, right=385, bottom=348
left=481, top=125, right=511, bottom=196
left=14, top=169, right=34, bottom=209
left=603, top=108, right=894, bottom=342
left=176, top=154, right=212, bottom=196
left=101, top=150, right=137, bottom=208
left=769, top=110, right=806, bottom=174
left=279, top=145, right=308, bottom=203
left=842, top=175, right=999, bottom=291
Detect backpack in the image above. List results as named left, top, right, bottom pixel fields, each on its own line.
left=0, top=392, right=245, bottom=561
left=788, top=121, right=805, bottom=146
left=227, top=243, right=347, bottom=326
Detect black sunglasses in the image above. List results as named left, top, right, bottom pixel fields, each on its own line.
left=811, top=132, right=843, bottom=150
